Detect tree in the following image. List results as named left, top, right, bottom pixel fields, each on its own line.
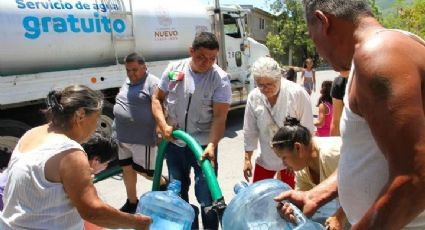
left=266, top=0, right=383, bottom=67
left=266, top=0, right=315, bottom=67
left=369, top=0, right=383, bottom=21
left=383, top=0, right=425, bottom=38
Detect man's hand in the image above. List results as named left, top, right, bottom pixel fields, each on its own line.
left=274, top=190, right=320, bottom=220
left=324, top=207, right=347, bottom=230
left=161, top=125, right=175, bottom=142
left=276, top=202, right=297, bottom=224
left=134, top=214, right=152, bottom=230
left=243, top=159, right=252, bottom=182
left=155, top=132, right=163, bottom=146
left=201, top=143, right=216, bottom=168
left=325, top=215, right=344, bottom=230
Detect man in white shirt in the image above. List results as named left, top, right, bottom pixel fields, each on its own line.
left=274, top=0, right=425, bottom=229
left=243, top=57, right=314, bottom=187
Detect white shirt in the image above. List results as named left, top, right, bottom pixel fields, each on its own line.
left=339, top=51, right=425, bottom=228
left=303, top=69, right=314, bottom=78
left=0, top=136, right=84, bottom=230
left=244, top=79, right=314, bottom=171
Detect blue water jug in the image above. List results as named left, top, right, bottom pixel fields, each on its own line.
left=222, top=179, right=324, bottom=230
left=137, top=180, right=195, bottom=230
left=311, top=198, right=340, bottom=224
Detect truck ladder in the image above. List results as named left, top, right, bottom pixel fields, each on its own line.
left=103, top=0, right=136, bottom=64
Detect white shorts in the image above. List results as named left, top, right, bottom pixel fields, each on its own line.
left=118, top=142, right=158, bottom=176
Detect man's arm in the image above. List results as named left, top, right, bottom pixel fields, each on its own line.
left=201, top=74, right=232, bottom=166
left=151, top=88, right=173, bottom=141
left=60, top=150, right=151, bottom=229
left=330, top=98, right=344, bottom=136
left=296, top=88, right=315, bottom=133
left=201, top=102, right=230, bottom=168
left=208, top=102, right=230, bottom=146
left=352, top=35, right=425, bottom=229
left=325, top=207, right=348, bottom=230
left=149, top=82, right=164, bottom=144
left=275, top=171, right=338, bottom=220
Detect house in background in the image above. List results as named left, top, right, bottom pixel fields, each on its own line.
left=240, top=5, right=276, bottom=44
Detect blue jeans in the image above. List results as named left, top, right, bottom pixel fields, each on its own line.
left=165, top=143, right=219, bottom=230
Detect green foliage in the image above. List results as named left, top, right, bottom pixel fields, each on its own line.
left=382, top=0, right=425, bottom=38
left=369, top=0, right=383, bottom=21
left=265, top=0, right=424, bottom=66
left=265, top=0, right=315, bottom=66
left=265, top=0, right=382, bottom=66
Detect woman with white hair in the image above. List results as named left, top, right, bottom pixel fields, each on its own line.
left=243, top=57, right=314, bottom=188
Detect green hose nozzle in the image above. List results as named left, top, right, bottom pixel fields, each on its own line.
left=93, top=130, right=225, bottom=205
left=152, top=130, right=224, bottom=202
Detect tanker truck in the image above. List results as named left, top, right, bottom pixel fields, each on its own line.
left=0, top=0, right=269, bottom=169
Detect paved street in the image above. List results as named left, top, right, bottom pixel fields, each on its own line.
left=94, top=69, right=339, bottom=229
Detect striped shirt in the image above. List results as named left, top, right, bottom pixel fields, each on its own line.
left=0, top=137, right=84, bottom=230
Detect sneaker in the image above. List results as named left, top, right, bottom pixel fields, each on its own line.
left=120, top=199, right=138, bottom=214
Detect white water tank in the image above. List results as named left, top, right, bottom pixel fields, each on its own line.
left=0, top=0, right=210, bottom=76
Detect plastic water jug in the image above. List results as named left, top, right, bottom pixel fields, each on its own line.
left=311, top=198, right=340, bottom=224
left=137, top=180, right=195, bottom=230
left=222, top=179, right=324, bottom=230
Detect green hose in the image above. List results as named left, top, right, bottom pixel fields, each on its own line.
left=151, top=130, right=224, bottom=202
left=151, top=140, right=169, bottom=191
left=93, top=166, right=122, bottom=183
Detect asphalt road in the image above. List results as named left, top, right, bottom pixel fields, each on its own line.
left=94, top=69, right=339, bottom=229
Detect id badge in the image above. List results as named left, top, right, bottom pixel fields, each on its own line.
left=268, top=123, right=279, bottom=140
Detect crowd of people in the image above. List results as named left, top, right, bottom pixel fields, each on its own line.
left=0, top=0, right=424, bottom=229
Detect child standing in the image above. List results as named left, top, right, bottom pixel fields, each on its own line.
left=300, top=58, right=316, bottom=95
left=315, top=81, right=333, bottom=137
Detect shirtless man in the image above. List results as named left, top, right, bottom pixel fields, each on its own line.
left=274, top=0, right=425, bottom=229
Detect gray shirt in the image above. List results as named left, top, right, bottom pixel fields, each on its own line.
left=159, top=59, right=232, bottom=104
left=159, top=58, right=231, bottom=145
left=113, top=72, right=159, bottom=145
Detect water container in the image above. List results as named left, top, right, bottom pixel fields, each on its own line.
left=311, top=198, right=340, bottom=224
left=222, top=179, right=324, bottom=230
left=137, top=180, right=195, bottom=230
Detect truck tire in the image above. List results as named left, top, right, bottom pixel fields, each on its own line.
left=0, top=120, right=31, bottom=171
left=97, top=101, right=114, bottom=139
left=97, top=101, right=120, bottom=172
